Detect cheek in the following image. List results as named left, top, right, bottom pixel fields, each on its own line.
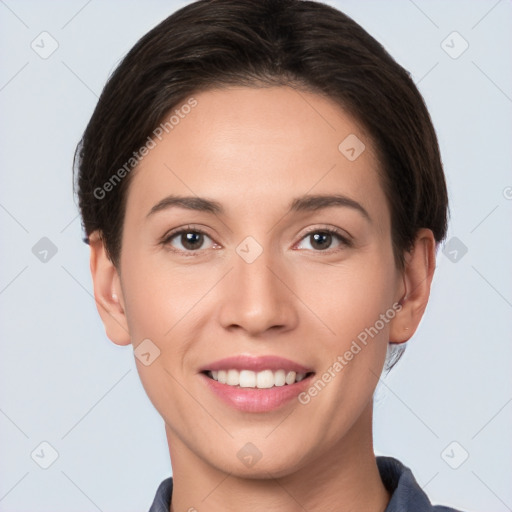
left=120, top=253, right=178, bottom=341
left=120, top=250, right=219, bottom=356
left=297, top=253, right=397, bottom=344
left=124, top=285, right=175, bottom=343
left=296, top=248, right=397, bottom=401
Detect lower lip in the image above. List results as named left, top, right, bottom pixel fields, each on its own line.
left=200, top=373, right=314, bottom=412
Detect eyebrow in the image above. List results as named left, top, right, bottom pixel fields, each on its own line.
left=146, top=193, right=371, bottom=222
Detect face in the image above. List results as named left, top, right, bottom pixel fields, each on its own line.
left=114, top=86, right=406, bottom=477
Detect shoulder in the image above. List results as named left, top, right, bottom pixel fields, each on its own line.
left=148, top=476, right=173, bottom=512
left=376, top=456, right=466, bottom=512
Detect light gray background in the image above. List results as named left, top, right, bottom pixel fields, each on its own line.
left=1, top=1, right=511, bottom=511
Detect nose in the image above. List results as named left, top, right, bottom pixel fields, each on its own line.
left=217, top=243, right=299, bottom=337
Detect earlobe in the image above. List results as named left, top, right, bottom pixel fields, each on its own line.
left=389, top=228, right=436, bottom=344
left=89, top=231, right=131, bottom=346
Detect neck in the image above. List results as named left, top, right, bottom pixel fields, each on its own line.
left=167, top=403, right=390, bottom=512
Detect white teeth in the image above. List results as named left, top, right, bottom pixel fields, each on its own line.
left=274, top=369, right=286, bottom=386
left=208, top=369, right=309, bottom=388
left=285, top=371, right=296, bottom=385
left=239, top=370, right=256, bottom=388
left=226, top=369, right=239, bottom=386
left=256, top=370, right=274, bottom=389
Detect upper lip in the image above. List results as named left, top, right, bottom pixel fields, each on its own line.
left=200, top=355, right=314, bottom=374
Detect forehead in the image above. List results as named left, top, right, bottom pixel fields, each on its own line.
left=125, top=86, right=388, bottom=228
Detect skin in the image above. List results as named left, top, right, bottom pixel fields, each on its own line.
left=89, top=86, right=436, bottom=512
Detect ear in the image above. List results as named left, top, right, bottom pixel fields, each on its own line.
left=389, top=228, right=437, bottom=344
left=88, top=231, right=131, bottom=346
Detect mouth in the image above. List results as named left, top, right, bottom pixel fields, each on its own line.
left=199, top=355, right=316, bottom=412
left=203, top=369, right=314, bottom=389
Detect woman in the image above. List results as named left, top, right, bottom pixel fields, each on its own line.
left=74, top=1, right=464, bottom=510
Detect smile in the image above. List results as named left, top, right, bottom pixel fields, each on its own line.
left=199, top=355, right=316, bottom=412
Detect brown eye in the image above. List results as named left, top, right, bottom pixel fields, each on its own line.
left=179, top=231, right=205, bottom=250
left=309, top=232, right=333, bottom=251
left=296, top=228, right=351, bottom=252
left=162, top=227, right=215, bottom=253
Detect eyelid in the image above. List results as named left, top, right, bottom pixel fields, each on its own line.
left=161, top=224, right=211, bottom=242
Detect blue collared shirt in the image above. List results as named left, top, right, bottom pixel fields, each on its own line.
left=148, top=456, right=464, bottom=511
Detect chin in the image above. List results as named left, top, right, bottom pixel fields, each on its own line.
left=206, top=440, right=311, bottom=479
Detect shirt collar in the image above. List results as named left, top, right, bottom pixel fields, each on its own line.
left=377, top=456, right=435, bottom=511
left=148, top=456, right=460, bottom=512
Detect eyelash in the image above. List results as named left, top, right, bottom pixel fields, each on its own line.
left=160, top=225, right=353, bottom=256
